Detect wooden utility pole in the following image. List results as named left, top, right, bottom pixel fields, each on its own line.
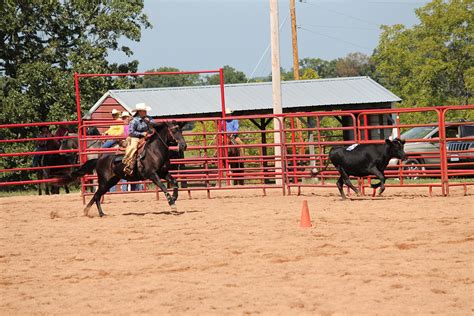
left=269, top=0, right=283, bottom=185
left=290, top=0, right=305, bottom=156
left=290, top=0, right=300, bottom=80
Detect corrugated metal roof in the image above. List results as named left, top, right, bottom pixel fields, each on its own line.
left=89, top=76, right=401, bottom=116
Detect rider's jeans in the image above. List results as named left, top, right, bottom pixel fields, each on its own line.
left=102, top=140, right=117, bottom=148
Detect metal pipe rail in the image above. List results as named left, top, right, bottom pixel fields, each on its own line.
left=0, top=120, right=81, bottom=188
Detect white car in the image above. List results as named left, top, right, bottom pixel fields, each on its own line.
left=388, top=123, right=474, bottom=173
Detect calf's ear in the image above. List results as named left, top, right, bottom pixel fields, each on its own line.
left=385, top=139, right=392, bottom=145
left=400, top=139, right=406, bottom=144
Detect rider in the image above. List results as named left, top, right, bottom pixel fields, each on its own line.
left=225, top=107, right=244, bottom=155
left=123, top=103, right=154, bottom=175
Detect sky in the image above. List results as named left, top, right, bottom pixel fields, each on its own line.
left=108, top=0, right=431, bottom=77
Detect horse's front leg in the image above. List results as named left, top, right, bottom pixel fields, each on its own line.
left=149, top=173, right=176, bottom=210
left=164, top=172, right=179, bottom=203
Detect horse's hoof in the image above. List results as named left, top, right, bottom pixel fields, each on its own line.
left=83, top=208, right=90, bottom=216
left=170, top=204, right=177, bottom=211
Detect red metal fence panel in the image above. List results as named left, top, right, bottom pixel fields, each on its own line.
left=0, top=120, right=81, bottom=188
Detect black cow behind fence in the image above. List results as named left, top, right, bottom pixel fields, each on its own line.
left=311, top=138, right=407, bottom=199
left=37, top=137, right=74, bottom=195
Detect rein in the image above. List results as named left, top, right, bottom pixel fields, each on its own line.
left=147, top=121, right=175, bottom=150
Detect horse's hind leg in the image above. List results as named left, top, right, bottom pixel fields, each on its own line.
left=84, top=176, right=120, bottom=217
left=83, top=197, right=96, bottom=216
left=95, top=177, right=121, bottom=217
left=64, top=185, right=70, bottom=194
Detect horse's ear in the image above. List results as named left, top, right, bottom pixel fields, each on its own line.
left=385, top=139, right=391, bottom=145
left=177, top=121, right=186, bottom=129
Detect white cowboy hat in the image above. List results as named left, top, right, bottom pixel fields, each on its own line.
left=225, top=107, right=233, bottom=115
left=131, top=103, right=151, bottom=114
left=121, top=111, right=131, bottom=117
left=111, top=108, right=120, bottom=115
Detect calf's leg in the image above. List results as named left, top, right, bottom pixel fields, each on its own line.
left=336, top=176, right=346, bottom=199
left=338, top=167, right=360, bottom=196
left=369, top=168, right=386, bottom=195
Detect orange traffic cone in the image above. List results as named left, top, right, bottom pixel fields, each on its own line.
left=300, top=200, right=312, bottom=228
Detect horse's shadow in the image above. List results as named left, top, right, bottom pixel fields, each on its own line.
left=123, top=210, right=185, bottom=216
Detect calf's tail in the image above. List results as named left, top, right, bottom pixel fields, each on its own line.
left=57, top=159, right=98, bottom=185
left=310, top=157, right=331, bottom=177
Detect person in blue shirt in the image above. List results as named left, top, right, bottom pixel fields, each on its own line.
left=225, top=108, right=244, bottom=153
left=123, top=103, right=154, bottom=175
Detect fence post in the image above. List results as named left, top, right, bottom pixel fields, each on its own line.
left=438, top=109, right=449, bottom=196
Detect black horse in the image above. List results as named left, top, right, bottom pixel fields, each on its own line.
left=37, top=138, right=72, bottom=195
left=61, top=121, right=187, bottom=217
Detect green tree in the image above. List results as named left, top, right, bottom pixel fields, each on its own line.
left=300, top=68, right=320, bottom=80
left=335, top=52, right=375, bottom=78
left=0, top=0, right=151, bottom=188
left=137, top=67, right=204, bottom=88
left=373, top=0, right=473, bottom=110
left=205, top=65, right=247, bottom=85
left=1, top=0, right=151, bottom=124
left=299, top=58, right=337, bottom=78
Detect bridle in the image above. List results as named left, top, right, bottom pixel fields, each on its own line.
left=149, top=123, right=180, bottom=149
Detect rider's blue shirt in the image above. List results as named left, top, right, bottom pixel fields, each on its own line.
left=129, top=116, right=154, bottom=138
left=226, top=119, right=239, bottom=133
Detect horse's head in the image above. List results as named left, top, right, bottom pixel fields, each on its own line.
left=59, top=132, right=78, bottom=155
left=167, top=121, right=187, bottom=152
left=153, top=121, right=187, bottom=152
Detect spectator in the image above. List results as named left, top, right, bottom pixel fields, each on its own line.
left=121, top=111, right=132, bottom=139
left=33, top=126, right=53, bottom=167
left=102, top=109, right=124, bottom=148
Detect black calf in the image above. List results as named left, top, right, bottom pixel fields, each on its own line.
left=312, top=138, right=407, bottom=199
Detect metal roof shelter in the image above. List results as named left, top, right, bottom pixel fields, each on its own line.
left=88, top=76, right=401, bottom=119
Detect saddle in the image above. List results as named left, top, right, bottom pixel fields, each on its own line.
left=114, top=138, right=148, bottom=163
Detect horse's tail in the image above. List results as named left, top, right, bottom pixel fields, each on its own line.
left=310, top=156, right=331, bottom=177
left=57, top=159, right=98, bottom=185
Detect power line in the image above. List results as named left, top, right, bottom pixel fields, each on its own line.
left=247, top=11, right=290, bottom=82
left=300, top=24, right=379, bottom=31
left=300, top=1, right=380, bottom=27
left=298, top=26, right=374, bottom=53
left=368, top=1, right=426, bottom=4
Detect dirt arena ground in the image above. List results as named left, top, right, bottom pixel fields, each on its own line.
left=1, top=187, right=473, bottom=315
